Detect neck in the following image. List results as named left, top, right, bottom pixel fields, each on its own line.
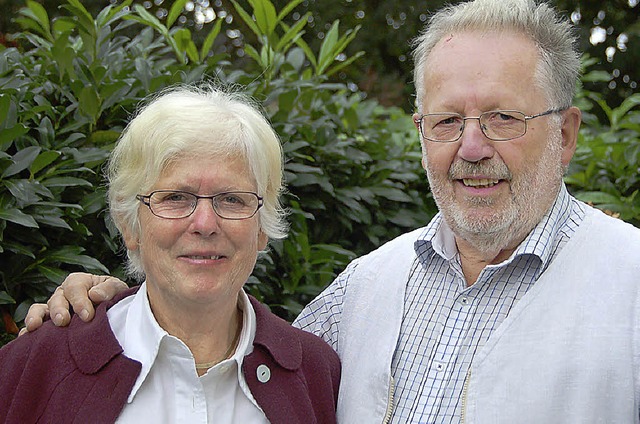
left=456, top=236, right=518, bottom=286
left=194, top=310, right=243, bottom=374
left=147, top=290, right=244, bottom=373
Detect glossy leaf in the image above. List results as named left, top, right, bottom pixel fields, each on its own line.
left=2, top=146, right=41, bottom=178
left=0, top=208, right=39, bottom=228
left=166, top=0, right=188, bottom=29
left=44, top=246, right=109, bottom=273
left=0, top=291, right=15, bottom=305
left=30, top=151, right=61, bottom=176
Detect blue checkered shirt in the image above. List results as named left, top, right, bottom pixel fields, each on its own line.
left=294, top=184, right=585, bottom=423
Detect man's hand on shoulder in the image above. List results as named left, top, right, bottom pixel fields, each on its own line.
left=19, top=272, right=129, bottom=335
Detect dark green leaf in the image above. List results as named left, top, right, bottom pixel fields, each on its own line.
left=41, top=177, right=93, bottom=188
left=30, top=150, right=61, bottom=176
left=36, top=265, right=67, bottom=284
left=0, top=208, right=39, bottom=228
left=0, top=125, right=28, bottom=148
left=44, top=246, right=109, bottom=273
left=5, top=179, right=52, bottom=207
left=2, top=146, right=41, bottom=178
left=78, top=85, right=101, bottom=122
left=0, top=291, right=15, bottom=305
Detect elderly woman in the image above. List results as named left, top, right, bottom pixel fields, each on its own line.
left=0, top=86, right=340, bottom=423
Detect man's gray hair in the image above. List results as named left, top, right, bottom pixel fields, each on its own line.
left=412, top=0, right=581, bottom=111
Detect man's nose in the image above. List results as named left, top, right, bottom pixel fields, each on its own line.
left=456, top=118, right=495, bottom=163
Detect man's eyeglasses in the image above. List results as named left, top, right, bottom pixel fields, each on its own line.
left=136, top=190, right=263, bottom=220
left=414, top=108, right=566, bottom=143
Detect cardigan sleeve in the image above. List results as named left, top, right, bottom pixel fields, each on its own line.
left=0, top=299, right=141, bottom=424
left=0, top=332, right=33, bottom=423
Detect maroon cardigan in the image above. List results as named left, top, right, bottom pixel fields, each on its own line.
left=0, top=288, right=340, bottom=424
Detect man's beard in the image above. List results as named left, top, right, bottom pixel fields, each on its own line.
left=426, top=134, right=565, bottom=258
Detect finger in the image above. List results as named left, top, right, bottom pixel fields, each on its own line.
left=47, top=286, right=72, bottom=326
left=88, top=276, right=129, bottom=303
left=21, top=303, right=50, bottom=334
left=59, top=272, right=105, bottom=322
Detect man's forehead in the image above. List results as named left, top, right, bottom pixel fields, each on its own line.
left=429, top=30, right=537, bottom=57
left=420, top=31, right=541, bottom=108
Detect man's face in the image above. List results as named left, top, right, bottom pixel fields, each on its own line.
left=415, top=31, right=577, bottom=257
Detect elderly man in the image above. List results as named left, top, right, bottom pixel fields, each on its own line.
left=298, top=0, right=640, bottom=422
left=20, top=0, right=640, bottom=423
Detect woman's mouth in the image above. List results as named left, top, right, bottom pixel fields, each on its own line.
left=182, top=255, right=224, bottom=260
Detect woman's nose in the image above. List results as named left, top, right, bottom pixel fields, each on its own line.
left=189, top=199, right=222, bottom=235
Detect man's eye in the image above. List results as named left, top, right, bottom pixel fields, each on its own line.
left=436, top=116, right=459, bottom=126
left=489, top=111, right=523, bottom=122
left=497, top=112, right=516, bottom=121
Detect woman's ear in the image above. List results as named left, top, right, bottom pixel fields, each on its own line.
left=120, top=222, right=140, bottom=252
left=257, top=230, right=268, bottom=251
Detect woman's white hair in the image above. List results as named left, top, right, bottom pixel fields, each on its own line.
left=107, top=84, right=288, bottom=279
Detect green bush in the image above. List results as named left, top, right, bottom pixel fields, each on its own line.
left=1, top=0, right=637, bottom=345
left=0, top=0, right=435, bottom=341
left=565, top=60, right=640, bottom=227
left=0, top=0, right=199, bottom=339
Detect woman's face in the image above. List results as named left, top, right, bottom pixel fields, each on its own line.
left=123, top=155, right=268, bottom=316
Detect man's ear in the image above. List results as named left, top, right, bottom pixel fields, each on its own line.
left=560, top=106, right=581, bottom=167
left=412, top=112, right=421, bottom=130
left=413, top=113, right=429, bottom=171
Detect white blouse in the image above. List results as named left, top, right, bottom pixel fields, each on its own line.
left=107, top=283, right=269, bottom=423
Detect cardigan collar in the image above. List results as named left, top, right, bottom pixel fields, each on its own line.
left=68, top=286, right=303, bottom=373
left=248, top=296, right=302, bottom=371
left=68, top=287, right=139, bottom=374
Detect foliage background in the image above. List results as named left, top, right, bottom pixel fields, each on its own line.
left=0, top=0, right=638, bottom=346
left=0, top=0, right=638, bottom=108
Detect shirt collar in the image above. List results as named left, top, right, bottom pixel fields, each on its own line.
left=416, top=183, right=576, bottom=272
left=510, top=183, right=574, bottom=269
left=115, top=283, right=257, bottom=403
left=118, top=282, right=164, bottom=402
left=230, top=290, right=257, bottom=363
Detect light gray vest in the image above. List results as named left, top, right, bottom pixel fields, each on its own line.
left=337, top=206, right=640, bottom=423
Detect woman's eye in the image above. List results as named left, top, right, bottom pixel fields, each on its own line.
left=164, top=193, right=189, bottom=202
left=221, top=195, right=244, bottom=205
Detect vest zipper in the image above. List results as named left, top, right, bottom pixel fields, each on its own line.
left=382, top=375, right=395, bottom=424
left=461, top=369, right=471, bottom=424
